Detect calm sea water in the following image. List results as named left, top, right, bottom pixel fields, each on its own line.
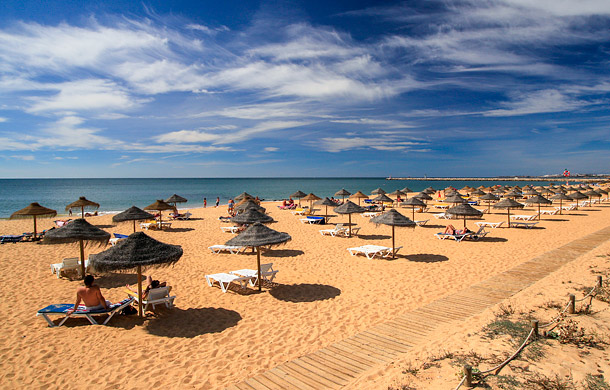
left=0, top=178, right=563, bottom=218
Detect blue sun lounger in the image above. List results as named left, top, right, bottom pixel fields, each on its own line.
left=36, top=297, right=135, bottom=327
left=0, top=234, right=25, bottom=244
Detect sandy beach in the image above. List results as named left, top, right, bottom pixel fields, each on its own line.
left=1, top=197, right=609, bottom=389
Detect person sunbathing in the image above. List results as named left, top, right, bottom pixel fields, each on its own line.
left=68, top=275, right=111, bottom=313
left=444, top=225, right=457, bottom=234
left=126, top=275, right=167, bottom=299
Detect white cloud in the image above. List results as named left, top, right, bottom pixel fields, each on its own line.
left=484, top=89, right=588, bottom=116
left=10, top=155, right=35, bottom=160
left=27, top=79, right=145, bottom=113
left=0, top=117, right=7, bottom=122
left=186, top=23, right=229, bottom=35
left=315, top=137, right=422, bottom=152
left=330, top=118, right=415, bottom=129
left=264, top=147, right=279, bottom=152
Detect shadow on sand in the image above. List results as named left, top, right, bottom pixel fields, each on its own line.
left=357, top=234, right=392, bottom=240
left=270, top=283, right=341, bottom=303
left=145, top=307, right=242, bottom=337
left=405, top=253, right=449, bottom=263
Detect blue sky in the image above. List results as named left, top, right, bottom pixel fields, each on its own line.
left=0, top=0, right=609, bottom=178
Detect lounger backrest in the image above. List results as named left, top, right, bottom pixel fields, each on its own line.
left=147, top=287, right=170, bottom=301
left=62, top=257, right=79, bottom=268
left=335, top=224, right=344, bottom=230
left=260, top=263, right=274, bottom=273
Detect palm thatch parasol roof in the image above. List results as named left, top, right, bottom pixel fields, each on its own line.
left=234, top=199, right=266, bottom=214
left=43, top=218, right=110, bottom=278
left=413, top=192, right=432, bottom=201
left=350, top=191, right=369, bottom=205
left=503, top=190, right=522, bottom=198
left=550, top=192, right=571, bottom=215
left=235, top=192, right=255, bottom=202
left=493, top=198, right=525, bottom=227
left=334, top=189, right=351, bottom=197
left=370, top=209, right=416, bottom=259
left=372, top=194, right=394, bottom=203
left=400, top=187, right=413, bottom=193
left=144, top=200, right=176, bottom=212
left=568, top=191, right=587, bottom=210
left=400, top=197, right=426, bottom=220
left=447, top=204, right=483, bottom=228
left=91, top=232, right=182, bottom=315
left=165, top=194, right=187, bottom=207
left=371, top=188, right=386, bottom=195
left=471, top=189, right=486, bottom=196
left=66, top=196, right=100, bottom=218
left=523, top=189, right=540, bottom=196
left=389, top=189, right=405, bottom=197
left=10, top=202, right=57, bottom=239
left=113, top=206, right=155, bottom=233
left=424, top=186, right=436, bottom=193
left=444, top=194, right=467, bottom=204
left=302, top=193, right=321, bottom=201
left=230, top=208, right=274, bottom=224
left=290, top=190, right=307, bottom=199
left=315, top=197, right=337, bottom=221
left=226, top=223, right=291, bottom=291
left=479, top=192, right=499, bottom=213
left=334, top=200, right=366, bottom=237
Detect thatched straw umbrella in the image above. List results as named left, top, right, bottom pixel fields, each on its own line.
left=424, top=187, right=436, bottom=194
left=235, top=192, right=255, bottom=203
left=234, top=199, right=266, bottom=214
left=230, top=208, right=274, bottom=225
left=350, top=191, right=369, bottom=205
left=568, top=191, right=587, bottom=210
left=583, top=190, right=601, bottom=207
left=400, top=197, right=426, bottom=220
left=43, top=218, right=110, bottom=279
left=447, top=204, right=483, bottom=229
left=524, top=195, right=552, bottom=220
left=523, top=189, right=540, bottom=197
left=301, top=193, right=321, bottom=210
left=10, top=202, right=57, bottom=240
left=290, top=190, right=307, bottom=206
left=165, top=194, right=187, bottom=208
left=371, top=188, right=386, bottom=195
left=315, top=197, right=336, bottom=223
left=370, top=209, right=416, bottom=259
left=550, top=193, right=571, bottom=215
left=113, top=206, right=155, bottom=233
left=334, top=189, right=351, bottom=203
left=493, top=198, right=525, bottom=227
left=413, top=192, right=433, bottom=202
left=91, top=232, right=182, bottom=316
left=471, top=189, right=486, bottom=197
left=66, top=196, right=100, bottom=218
left=144, top=200, right=176, bottom=228
left=503, top=190, right=522, bottom=199
left=444, top=194, right=467, bottom=205
left=479, top=192, right=499, bottom=213
left=226, top=223, right=291, bottom=291
left=400, top=187, right=413, bottom=197
left=372, top=193, right=394, bottom=209
left=334, top=201, right=366, bottom=237
left=389, top=190, right=406, bottom=204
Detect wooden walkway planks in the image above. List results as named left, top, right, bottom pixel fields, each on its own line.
left=228, top=226, right=610, bottom=389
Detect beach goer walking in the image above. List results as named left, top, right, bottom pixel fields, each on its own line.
left=215, top=197, right=220, bottom=207
left=203, top=198, right=207, bottom=208
left=68, top=275, right=111, bottom=313
left=228, top=199, right=235, bottom=215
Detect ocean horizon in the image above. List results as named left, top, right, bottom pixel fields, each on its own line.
left=0, top=177, right=575, bottom=218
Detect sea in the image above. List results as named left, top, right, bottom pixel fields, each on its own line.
left=0, top=177, right=568, bottom=218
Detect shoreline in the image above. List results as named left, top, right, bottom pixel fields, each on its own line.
left=386, top=177, right=609, bottom=182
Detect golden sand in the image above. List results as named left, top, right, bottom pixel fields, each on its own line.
left=0, top=199, right=609, bottom=389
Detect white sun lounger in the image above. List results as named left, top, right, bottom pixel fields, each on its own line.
left=347, top=245, right=399, bottom=259
left=220, top=226, right=241, bottom=234
left=434, top=232, right=471, bottom=242
left=510, top=214, right=538, bottom=221
left=511, top=221, right=539, bottom=229
left=433, top=212, right=452, bottom=220
left=50, top=257, right=82, bottom=279
left=126, top=286, right=175, bottom=312
left=208, top=245, right=245, bottom=254
left=414, top=219, right=429, bottom=226
left=230, top=263, right=278, bottom=286
left=475, top=221, right=504, bottom=229
left=539, top=209, right=559, bottom=215
left=205, top=273, right=254, bottom=293
left=362, top=212, right=381, bottom=218
left=319, top=224, right=347, bottom=237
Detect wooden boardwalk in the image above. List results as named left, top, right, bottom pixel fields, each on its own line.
left=227, top=226, right=610, bottom=390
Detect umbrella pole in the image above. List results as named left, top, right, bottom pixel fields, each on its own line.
left=463, top=215, right=467, bottom=229
left=508, top=209, right=511, bottom=228
left=137, top=265, right=143, bottom=317
left=79, top=239, right=86, bottom=279
left=33, top=215, right=37, bottom=240
left=133, top=220, right=136, bottom=233
left=538, top=203, right=541, bottom=220
left=256, top=247, right=262, bottom=292
left=412, top=207, right=415, bottom=221
left=348, top=214, right=352, bottom=237
left=391, top=225, right=395, bottom=259
left=81, top=206, right=84, bottom=218
left=488, top=201, right=491, bottom=214
left=559, top=199, right=562, bottom=215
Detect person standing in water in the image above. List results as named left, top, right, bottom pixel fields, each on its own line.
left=203, top=197, right=207, bottom=208
left=215, top=197, right=220, bottom=207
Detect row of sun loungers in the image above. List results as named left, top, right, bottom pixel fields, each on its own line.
left=347, top=245, right=402, bottom=259
left=319, top=224, right=361, bottom=237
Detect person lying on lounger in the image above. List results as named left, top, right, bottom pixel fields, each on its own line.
left=126, top=275, right=167, bottom=299
left=444, top=225, right=471, bottom=235
left=68, top=275, right=112, bottom=313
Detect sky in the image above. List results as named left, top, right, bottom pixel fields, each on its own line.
left=0, top=0, right=609, bottom=178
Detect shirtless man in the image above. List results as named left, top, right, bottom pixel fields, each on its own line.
left=68, top=275, right=111, bottom=313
